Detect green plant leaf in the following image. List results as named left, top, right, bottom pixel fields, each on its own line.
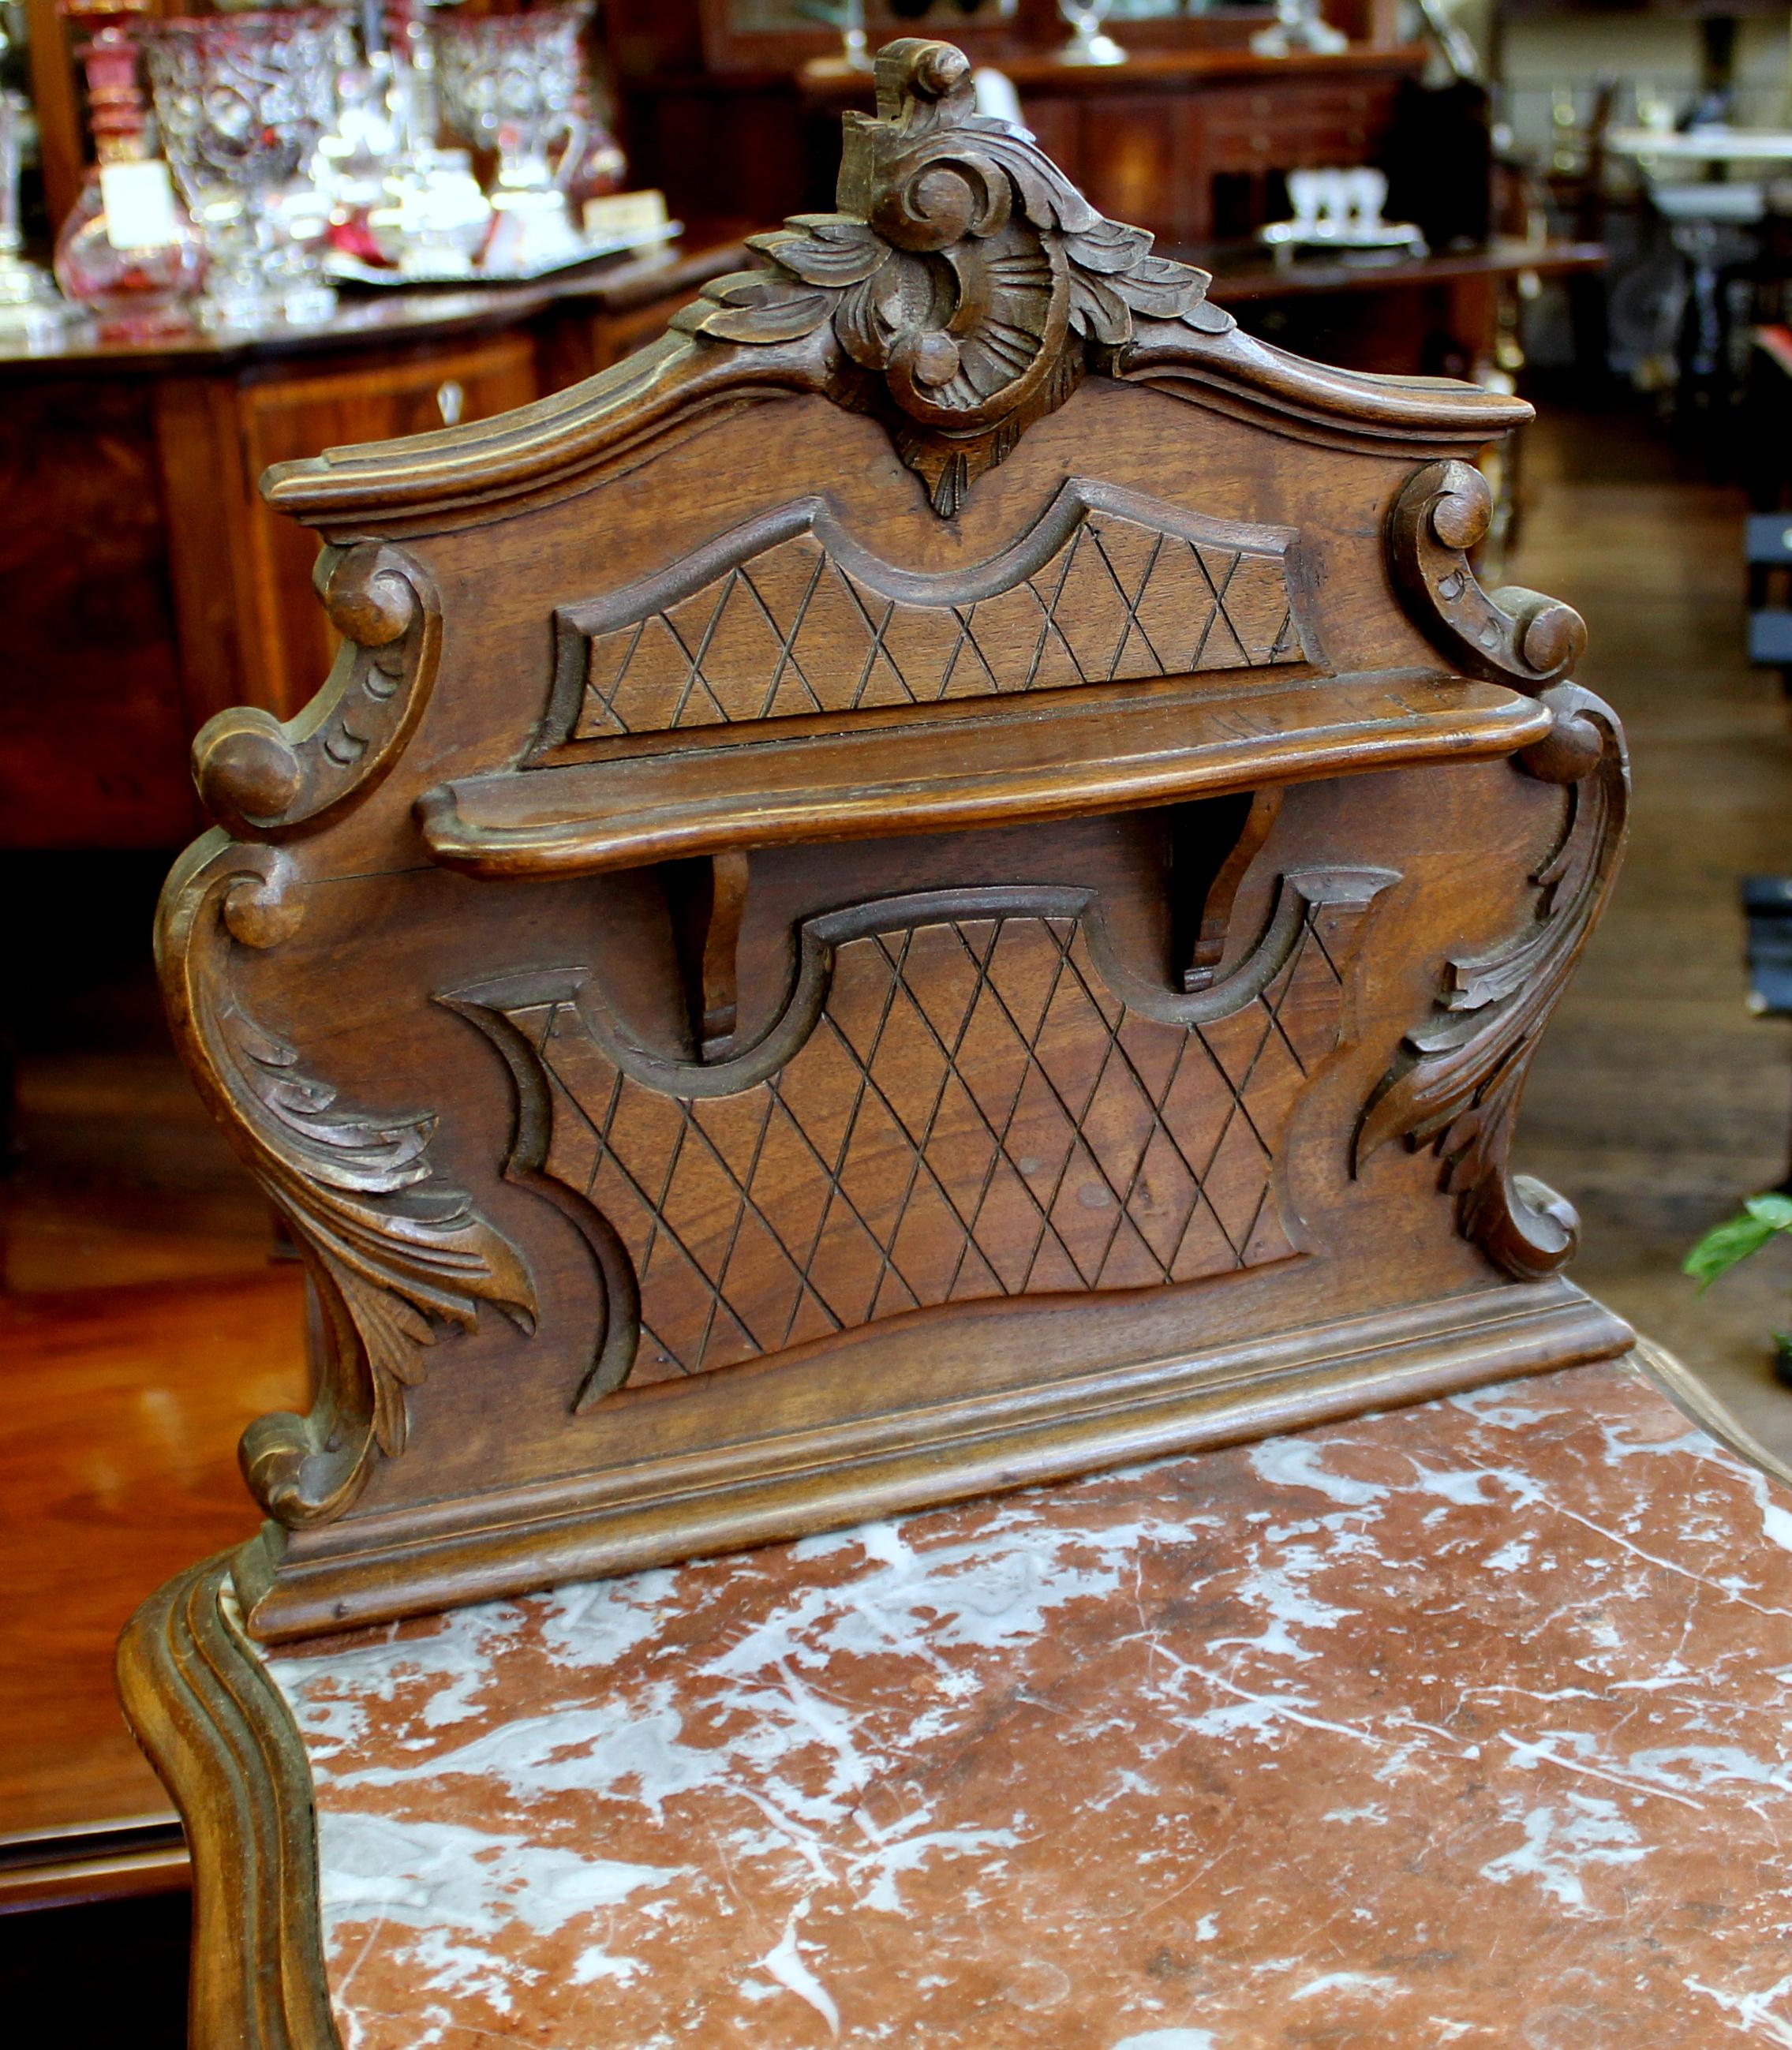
left=1685, top=1210, right=1779, bottom=1289
left=1747, top=1192, right=1792, bottom=1231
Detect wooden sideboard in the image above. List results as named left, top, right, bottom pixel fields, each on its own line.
left=624, top=44, right=1429, bottom=244
left=0, top=240, right=744, bottom=852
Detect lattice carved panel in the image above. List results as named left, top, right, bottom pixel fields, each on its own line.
left=552, top=487, right=1306, bottom=746
left=483, top=884, right=1374, bottom=1390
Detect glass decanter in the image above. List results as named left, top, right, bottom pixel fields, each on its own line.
left=52, top=3, right=206, bottom=342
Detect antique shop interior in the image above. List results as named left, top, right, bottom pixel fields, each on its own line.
left=7, top=0, right=1792, bottom=2044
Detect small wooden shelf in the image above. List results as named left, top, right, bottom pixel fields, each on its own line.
left=416, top=670, right=1551, bottom=878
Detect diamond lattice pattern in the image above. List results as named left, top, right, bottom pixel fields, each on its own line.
left=519, top=911, right=1346, bottom=1385
left=573, top=511, right=1301, bottom=739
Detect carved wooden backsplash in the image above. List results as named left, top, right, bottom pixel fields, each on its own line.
left=158, top=31, right=1631, bottom=1649
left=553, top=489, right=1304, bottom=746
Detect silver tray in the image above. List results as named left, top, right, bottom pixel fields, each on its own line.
left=1258, top=221, right=1427, bottom=259
left=324, top=219, right=683, bottom=289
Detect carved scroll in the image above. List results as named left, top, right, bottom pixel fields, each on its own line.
left=672, top=39, right=1233, bottom=514
left=1356, top=686, right=1628, bottom=1279
left=191, top=544, right=441, bottom=836
left=1387, top=460, right=1586, bottom=691
left=452, top=870, right=1392, bottom=1397
left=160, top=846, right=537, bottom=1526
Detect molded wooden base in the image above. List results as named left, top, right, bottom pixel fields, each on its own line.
left=116, top=1560, right=335, bottom=2050
left=237, top=1276, right=1632, bottom=1642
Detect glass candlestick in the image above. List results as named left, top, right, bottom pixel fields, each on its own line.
left=0, top=84, right=65, bottom=342
left=1057, top=0, right=1126, bottom=68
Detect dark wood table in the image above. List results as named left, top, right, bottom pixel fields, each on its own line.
left=1194, top=234, right=1607, bottom=380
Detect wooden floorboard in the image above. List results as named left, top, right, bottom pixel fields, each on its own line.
left=0, top=1271, right=309, bottom=1851
left=1511, top=404, right=1792, bottom=1465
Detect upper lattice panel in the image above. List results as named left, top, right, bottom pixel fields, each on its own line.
left=547, top=484, right=1306, bottom=750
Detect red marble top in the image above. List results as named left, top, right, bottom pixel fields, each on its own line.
left=267, top=1354, right=1792, bottom=2048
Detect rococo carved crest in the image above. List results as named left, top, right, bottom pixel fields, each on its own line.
left=672, top=38, right=1233, bottom=515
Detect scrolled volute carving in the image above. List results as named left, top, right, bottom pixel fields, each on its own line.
left=1355, top=685, right=1628, bottom=1280
left=162, top=845, right=537, bottom=1527
left=672, top=38, right=1233, bottom=515
left=1388, top=459, right=1587, bottom=691
left=191, top=543, right=440, bottom=837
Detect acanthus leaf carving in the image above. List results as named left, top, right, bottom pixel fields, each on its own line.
left=1388, top=458, right=1587, bottom=691
left=162, top=846, right=537, bottom=1527
left=670, top=37, right=1233, bottom=517
left=1354, top=684, right=1628, bottom=1280
left=190, top=542, right=441, bottom=838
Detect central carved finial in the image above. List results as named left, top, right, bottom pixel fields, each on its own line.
left=673, top=38, right=1233, bottom=515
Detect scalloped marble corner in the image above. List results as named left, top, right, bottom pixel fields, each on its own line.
left=241, top=1346, right=1792, bottom=2050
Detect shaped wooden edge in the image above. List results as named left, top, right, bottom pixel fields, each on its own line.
left=416, top=670, right=1554, bottom=879
left=189, top=545, right=443, bottom=840
left=117, top=1551, right=339, bottom=2050
left=238, top=1278, right=1633, bottom=1643
left=257, top=39, right=1529, bottom=541
left=1633, top=1334, right=1792, bottom=1492
left=256, top=314, right=1532, bottom=543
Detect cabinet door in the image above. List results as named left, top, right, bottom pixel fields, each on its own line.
left=234, top=334, right=538, bottom=719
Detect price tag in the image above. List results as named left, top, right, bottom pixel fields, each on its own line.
left=582, top=189, right=668, bottom=241
left=100, top=160, right=184, bottom=253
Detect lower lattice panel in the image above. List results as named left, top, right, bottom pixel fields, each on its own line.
left=512, top=907, right=1348, bottom=1382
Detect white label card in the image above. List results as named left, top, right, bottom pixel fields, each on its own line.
left=582, top=189, right=668, bottom=240
left=100, top=160, right=184, bottom=253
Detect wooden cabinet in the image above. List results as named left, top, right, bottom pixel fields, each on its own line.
left=0, top=244, right=741, bottom=851
left=240, top=337, right=539, bottom=716
left=628, top=60, right=1426, bottom=244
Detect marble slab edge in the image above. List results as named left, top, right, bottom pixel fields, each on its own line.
left=238, top=1278, right=1633, bottom=1644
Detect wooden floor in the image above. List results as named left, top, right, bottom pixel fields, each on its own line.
left=0, top=855, right=309, bottom=1892
left=3, top=399, right=1791, bottom=1913
left=1512, top=403, right=1792, bottom=1459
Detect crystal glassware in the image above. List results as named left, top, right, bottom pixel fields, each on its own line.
left=1251, top=0, right=1347, bottom=59
left=1056, top=0, right=1125, bottom=68
left=366, top=148, right=492, bottom=275
left=436, top=2, right=592, bottom=268
left=142, top=9, right=342, bottom=330
left=0, top=3, right=68, bottom=344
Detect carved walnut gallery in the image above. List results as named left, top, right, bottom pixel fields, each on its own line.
left=9, top=3, right=1792, bottom=2044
